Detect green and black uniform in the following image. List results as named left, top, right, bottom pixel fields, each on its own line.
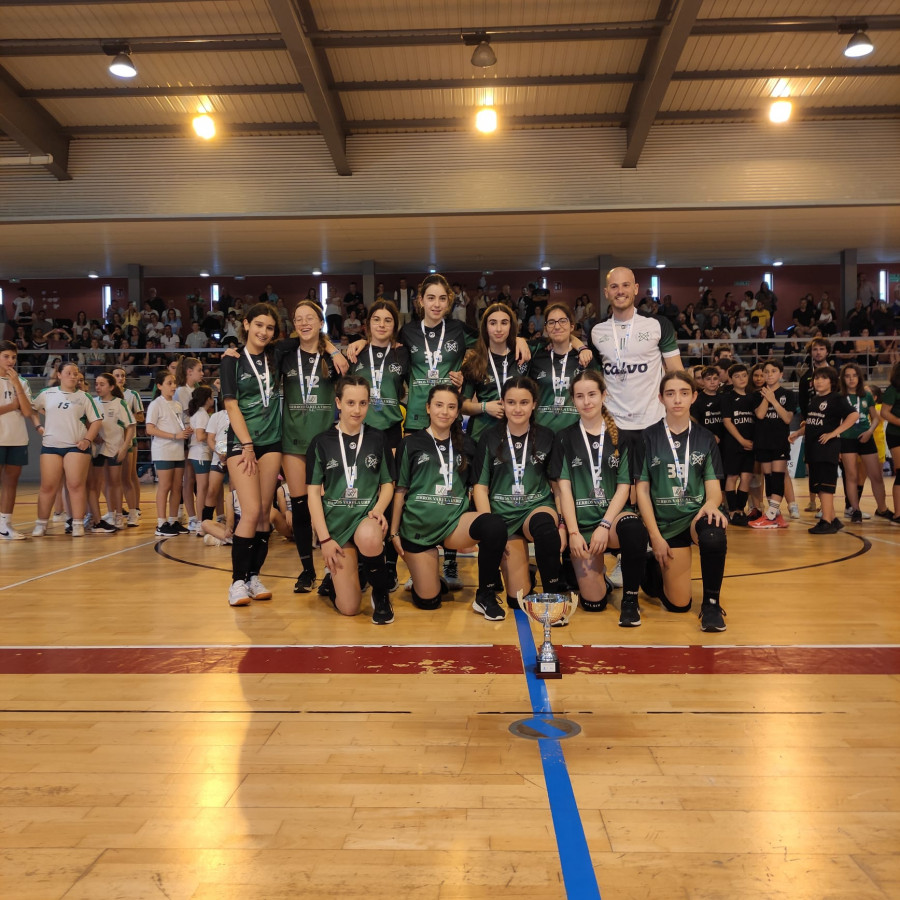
left=883, top=386, right=900, bottom=448
left=640, top=420, right=723, bottom=540
left=349, top=343, right=409, bottom=436
left=400, top=318, right=478, bottom=431
left=527, top=346, right=594, bottom=433
left=396, top=429, right=477, bottom=548
left=473, top=422, right=556, bottom=535
left=280, top=339, right=341, bottom=455
left=219, top=349, right=282, bottom=451
left=548, top=421, right=632, bottom=545
left=306, top=425, right=395, bottom=547
left=462, top=349, right=528, bottom=443
left=841, top=391, right=877, bottom=454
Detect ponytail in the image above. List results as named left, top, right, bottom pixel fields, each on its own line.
left=188, top=385, right=213, bottom=418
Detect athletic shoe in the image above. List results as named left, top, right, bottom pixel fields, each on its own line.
left=619, top=596, right=641, bottom=628
left=228, top=580, right=252, bottom=607
left=246, top=576, right=272, bottom=601
left=472, top=590, right=506, bottom=621
left=788, top=502, right=800, bottom=519
left=607, top=556, right=623, bottom=588
left=442, top=558, right=463, bottom=591
left=65, top=518, right=73, bottom=534
left=101, top=512, right=115, bottom=525
left=155, top=522, right=176, bottom=537
left=404, top=577, right=414, bottom=592
left=729, top=512, right=749, bottom=527
left=850, top=509, right=863, bottom=524
left=746, top=507, right=763, bottom=522
left=72, top=521, right=85, bottom=538
left=371, top=591, right=394, bottom=625
left=773, top=513, right=789, bottom=528
left=31, top=523, right=47, bottom=537
left=114, top=513, right=125, bottom=530
left=831, top=518, right=844, bottom=532
left=804, top=499, right=818, bottom=512
left=874, top=508, right=894, bottom=520
left=317, top=572, right=334, bottom=597
left=387, top=569, right=399, bottom=592
left=126, top=510, right=140, bottom=527
left=845, top=508, right=871, bottom=520
left=748, top=515, right=779, bottom=529
left=187, top=519, right=200, bottom=534
left=203, top=533, right=224, bottom=546
left=0, top=527, right=26, bottom=541
left=815, top=510, right=823, bottom=519
left=294, top=570, right=316, bottom=593
left=52, top=512, right=67, bottom=523
left=90, top=520, right=117, bottom=534
left=699, top=599, right=727, bottom=632
left=808, top=519, right=837, bottom=534
left=889, top=516, right=900, bottom=526
left=170, top=521, right=189, bottom=534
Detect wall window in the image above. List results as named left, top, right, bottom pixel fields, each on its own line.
left=879, top=270, right=887, bottom=302
left=211, top=283, right=220, bottom=310
left=102, top=284, right=113, bottom=317
left=650, top=275, right=660, bottom=299
left=763, top=272, right=773, bottom=292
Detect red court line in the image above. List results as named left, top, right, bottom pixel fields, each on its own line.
left=0, top=645, right=897, bottom=676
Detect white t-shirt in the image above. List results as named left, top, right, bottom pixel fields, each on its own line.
left=0, top=374, right=33, bottom=446
left=122, top=387, right=144, bottom=421
left=590, top=311, right=681, bottom=430
left=189, top=408, right=212, bottom=461
left=145, top=396, right=186, bottom=461
left=94, top=397, right=135, bottom=458
left=160, top=334, right=181, bottom=351
left=185, top=331, right=209, bottom=349
left=32, top=387, right=101, bottom=448
left=174, top=385, right=195, bottom=424
left=207, top=408, right=230, bottom=465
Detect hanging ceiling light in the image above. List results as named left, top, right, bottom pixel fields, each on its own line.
left=475, top=106, right=498, bottom=133
left=108, top=49, right=137, bottom=78
left=769, top=100, right=792, bottom=123
left=192, top=114, right=216, bottom=140
left=844, top=30, right=874, bottom=58
left=540, top=262, right=551, bottom=272
left=470, top=37, right=497, bottom=68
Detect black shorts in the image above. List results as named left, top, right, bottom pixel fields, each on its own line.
left=666, top=525, right=694, bottom=549
left=755, top=446, right=790, bottom=463
left=888, top=432, right=900, bottom=450
left=724, top=447, right=755, bottom=477
left=616, top=428, right=645, bottom=482
left=809, top=460, right=839, bottom=494
left=226, top=441, right=282, bottom=461
left=840, top=436, right=877, bottom=456
left=400, top=535, right=443, bottom=555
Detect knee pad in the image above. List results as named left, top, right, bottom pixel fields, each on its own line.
left=469, top=512, right=507, bottom=545
left=615, top=513, right=648, bottom=549
left=411, top=586, right=442, bottom=610
left=529, top=511, right=560, bottom=543
left=695, top=518, right=727, bottom=553
left=660, top=595, right=692, bottom=613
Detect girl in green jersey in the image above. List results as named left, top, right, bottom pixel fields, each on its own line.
left=880, top=362, right=900, bottom=525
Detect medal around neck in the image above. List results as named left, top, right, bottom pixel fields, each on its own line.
left=517, top=590, right=578, bottom=679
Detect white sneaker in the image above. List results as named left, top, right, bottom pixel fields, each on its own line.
left=228, top=580, right=252, bottom=607
left=607, top=557, right=623, bottom=588
left=52, top=512, right=67, bottom=523
left=72, top=521, right=85, bottom=537
left=126, top=509, right=140, bottom=527
left=203, top=533, right=224, bottom=547
left=788, top=503, right=800, bottom=519
left=404, top=577, right=414, bottom=592
left=844, top=508, right=872, bottom=520
left=246, top=575, right=272, bottom=601
left=0, top=527, right=26, bottom=541
left=31, top=523, right=47, bottom=537
left=102, top=512, right=115, bottom=525
left=114, top=513, right=125, bottom=530
left=188, top=519, right=200, bottom=534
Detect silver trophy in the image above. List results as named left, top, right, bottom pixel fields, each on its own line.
left=519, top=591, right=577, bottom=679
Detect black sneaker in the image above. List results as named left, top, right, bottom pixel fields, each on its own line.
left=808, top=519, right=836, bottom=534
left=294, top=570, right=316, bottom=593
left=387, top=568, right=399, bottom=592
left=619, top=597, right=641, bottom=628
left=371, top=591, right=394, bottom=625
left=699, top=599, right=727, bottom=632
left=170, top=521, right=189, bottom=534
left=890, top=516, right=900, bottom=527
left=154, top=522, right=175, bottom=537
left=831, top=518, right=844, bottom=532
left=472, top=590, right=506, bottom=621
left=850, top=509, right=863, bottom=524
left=65, top=518, right=73, bottom=535
left=443, top=559, right=462, bottom=591
left=317, top=572, right=334, bottom=598
left=90, top=520, right=117, bottom=533
left=874, top=508, right=894, bottom=520
left=730, top=512, right=749, bottom=527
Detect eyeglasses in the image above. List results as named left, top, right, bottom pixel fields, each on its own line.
left=545, top=318, right=569, bottom=327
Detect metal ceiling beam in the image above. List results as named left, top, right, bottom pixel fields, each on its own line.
left=266, top=0, right=350, bottom=175
left=0, top=36, right=286, bottom=57
left=622, top=0, right=703, bottom=168
left=0, top=68, right=70, bottom=179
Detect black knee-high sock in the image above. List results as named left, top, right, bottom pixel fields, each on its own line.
left=725, top=490, right=738, bottom=512
left=528, top=511, right=564, bottom=591
left=735, top=489, right=748, bottom=512
left=231, top=534, right=254, bottom=583
left=468, top=513, right=507, bottom=592
left=248, top=529, right=271, bottom=578
left=695, top=519, right=727, bottom=604
left=615, top=514, right=648, bottom=605
left=201, top=505, right=215, bottom=522
left=359, top=552, right=390, bottom=593
left=384, top=538, right=398, bottom=569
left=290, top=495, right=314, bottom=573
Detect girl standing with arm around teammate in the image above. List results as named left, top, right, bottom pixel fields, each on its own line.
left=551, top=370, right=649, bottom=626
left=219, top=303, right=283, bottom=607
left=636, top=371, right=729, bottom=633
left=306, top=377, right=396, bottom=624
left=112, top=366, right=144, bottom=526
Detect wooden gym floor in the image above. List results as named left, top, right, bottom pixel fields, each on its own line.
left=1, top=484, right=899, bottom=899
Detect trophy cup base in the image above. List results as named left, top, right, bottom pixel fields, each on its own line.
left=534, top=660, right=562, bottom=680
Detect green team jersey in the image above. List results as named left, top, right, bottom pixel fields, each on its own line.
left=280, top=339, right=340, bottom=455
left=883, top=386, right=900, bottom=440
left=396, top=429, right=477, bottom=546
left=306, top=425, right=394, bottom=547
left=843, top=391, right=876, bottom=438
left=349, top=343, right=409, bottom=430
left=640, top=420, right=723, bottom=540
left=527, top=346, right=594, bottom=433
left=473, top=422, right=556, bottom=533
left=548, top=421, right=631, bottom=543
left=400, top=318, right=478, bottom=431
left=219, top=350, right=282, bottom=448
left=462, top=349, right=529, bottom=443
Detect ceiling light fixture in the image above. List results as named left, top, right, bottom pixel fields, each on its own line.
left=844, top=30, right=874, bottom=58
left=773, top=259, right=784, bottom=267
left=199, top=269, right=210, bottom=278
left=192, top=114, right=216, bottom=140
left=88, top=271, right=99, bottom=279
left=107, top=48, right=137, bottom=79
left=428, top=266, right=437, bottom=274
left=470, top=36, right=497, bottom=68
left=312, top=268, right=322, bottom=276
left=475, top=106, right=498, bottom=133
left=540, top=262, right=551, bottom=272
left=656, top=262, right=666, bottom=269
left=769, top=99, right=792, bottom=123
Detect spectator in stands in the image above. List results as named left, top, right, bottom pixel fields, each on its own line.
left=791, top=296, right=816, bottom=337
left=846, top=298, right=869, bottom=335
left=164, top=308, right=182, bottom=336
left=857, top=272, right=877, bottom=306
left=659, top=294, right=679, bottom=324
left=344, top=282, right=364, bottom=315
left=184, top=321, right=209, bottom=350
left=871, top=300, right=893, bottom=335
left=343, top=307, right=363, bottom=338
left=817, top=298, right=837, bottom=336
left=855, top=328, right=876, bottom=371
left=755, top=281, right=778, bottom=313
left=703, top=313, right=725, bottom=340
left=720, top=292, right=737, bottom=315
left=160, top=325, right=180, bottom=351
left=740, top=290, right=756, bottom=314
left=753, top=299, right=772, bottom=333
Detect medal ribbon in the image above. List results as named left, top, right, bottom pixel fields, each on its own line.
left=612, top=316, right=634, bottom=375
left=551, top=349, right=570, bottom=400
left=505, top=427, right=529, bottom=494
left=297, top=349, right=320, bottom=406
left=368, top=344, right=389, bottom=396
left=337, top=424, right=365, bottom=492
left=243, top=348, right=271, bottom=408
left=663, top=421, right=690, bottom=496
left=579, top=420, right=606, bottom=493
left=421, top=320, right=446, bottom=375
left=487, top=351, right=510, bottom=399
left=427, top=428, right=453, bottom=495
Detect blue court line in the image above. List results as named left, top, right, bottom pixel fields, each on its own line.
left=513, top=609, right=602, bottom=899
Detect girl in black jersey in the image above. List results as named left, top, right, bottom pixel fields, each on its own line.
left=551, top=370, right=649, bottom=627
left=721, top=363, right=757, bottom=524
left=637, top=371, right=729, bottom=633
left=307, top=377, right=396, bottom=624
left=473, top=376, right=568, bottom=610
left=390, top=384, right=509, bottom=620
left=220, top=303, right=283, bottom=608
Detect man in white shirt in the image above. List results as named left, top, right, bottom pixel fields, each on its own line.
left=393, top=278, right=415, bottom=324
left=184, top=321, right=209, bottom=350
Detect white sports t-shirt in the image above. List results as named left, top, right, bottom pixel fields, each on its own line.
left=94, top=397, right=135, bottom=458
left=123, top=387, right=144, bottom=419
left=206, top=409, right=230, bottom=465
left=33, top=387, right=101, bottom=448
left=188, top=408, right=212, bottom=462
left=145, top=396, right=186, bottom=461
left=0, top=375, right=33, bottom=446
left=174, top=385, right=195, bottom=424
left=590, top=312, right=680, bottom=430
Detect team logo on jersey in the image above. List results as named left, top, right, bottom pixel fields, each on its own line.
left=408, top=343, right=419, bottom=354
left=492, top=458, right=503, bottom=467
left=602, top=362, right=650, bottom=376
left=637, top=331, right=651, bottom=342
left=819, top=401, right=828, bottom=411
left=513, top=441, right=522, bottom=449
left=365, top=454, right=379, bottom=470
left=691, top=452, right=705, bottom=466
left=571, top=456, right=583, bottom=467
left=444, top=340, right=458, bottom=353
left=416, top=452, right=430, bottom=465
left=650, top=455, right=661, bottom=467
left=326, top=458, right=339, bottom=470
left=533, top=369, right=546, bottom=379
left=779, top=395, right=787, bottom=405
left=596, top=333, right=611, bottom=344
left=374, top=351, right=383, bottom=359
left=286, top=368, right=298, bottom=378
left=239, top=372, right=253, bottom=381
left=535, top=450, right=547, bottom=462
left=389, top=363, right=403, bottom=375
left=609, top=454, right=619, bottom=468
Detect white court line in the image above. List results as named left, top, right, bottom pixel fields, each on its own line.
left=0, top=540, right=159, bottom=592
left=858, top=533, right=900, bottom=547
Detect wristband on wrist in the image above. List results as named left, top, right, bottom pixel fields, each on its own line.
left=330, top=349, right=341, bottom=358
left=319, top=536, right=334, bottom=545
left=481, top=401, right=486, bottom=413
left=389, top=531, right=400, bottom=539
left=599, top=519, right=612, bottom=530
